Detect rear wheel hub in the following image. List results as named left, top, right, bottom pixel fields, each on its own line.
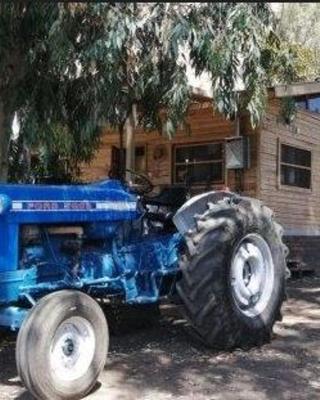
left=230, top=233, right=275, bottom=318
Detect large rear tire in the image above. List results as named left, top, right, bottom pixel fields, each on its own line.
left=16, top=290, right=108, bottom=400
left=176, top=196, right=288, bottom=349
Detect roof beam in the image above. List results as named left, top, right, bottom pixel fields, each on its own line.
left=275, top=81, right=320, bottom=98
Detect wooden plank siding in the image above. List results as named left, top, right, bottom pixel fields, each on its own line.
left=259, top=98, right=320, bottom=235
left=81, top=102, right=259, bottom=197
left=81, top=95, right=320, bottom=236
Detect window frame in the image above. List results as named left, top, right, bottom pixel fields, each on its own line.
left=110, top=144, right=147, bottom=175
left=172, top=141, right=225, bottom=186
left=295, top=94, right=320, bottom=114
left=278, top=139, right=312, bottom=192
left=134, top=144, right=147, bottom=174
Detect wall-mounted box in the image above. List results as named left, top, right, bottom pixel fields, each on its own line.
left=225, top=136, right=250, bottom=169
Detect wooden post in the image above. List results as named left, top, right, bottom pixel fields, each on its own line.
left=235, top=91, right=240, bottom=137
left=119, top=123, right=125, bottom=180
left=125, top=103, right=137, bottom=182
left=234, top=92, right=243, bottom=193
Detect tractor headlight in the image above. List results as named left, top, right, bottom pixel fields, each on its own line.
left=0, top=194, right=11, bottom=215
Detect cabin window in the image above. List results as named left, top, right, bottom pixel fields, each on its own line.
left=134, top=146, right=147, bottom=173
left=173, top=142, right=224, bottom=185
left=280, top=144, right=311, bottom=189
left=295, top=95, right=320, bottom=113
left=110, top=145, right=146, bottom=178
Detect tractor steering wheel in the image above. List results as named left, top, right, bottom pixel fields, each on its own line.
left=125, top=169, right=154, bottom=195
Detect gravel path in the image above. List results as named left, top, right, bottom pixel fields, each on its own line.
left=0, top=277, right=319, bottom=400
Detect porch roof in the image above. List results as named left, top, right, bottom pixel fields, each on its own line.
left=191, top=80, right=320, bottom=101
left=274, top=81, right=320, bottom=98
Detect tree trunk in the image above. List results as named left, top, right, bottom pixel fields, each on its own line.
left=125, top=103, right=137, bottom=182
left=0, top=99, right=12, bottom=183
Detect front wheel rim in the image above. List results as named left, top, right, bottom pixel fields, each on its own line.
left=50, top=316, right=96, bottom=382
left=230, top=233, right=275, bottom=318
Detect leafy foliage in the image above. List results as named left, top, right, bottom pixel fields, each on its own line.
left=187, top=3, right=286, bottom=126
left=0, top=2, right=291, bottom=182
left=280, top=97, right=297, bottom=126
left=279, top=43, right=320, bottom=83
left=274, top=3, right=320, bottom=80
left=8, top=134, right=30, bottom=183
left=276, top=3, right=320, bottom=51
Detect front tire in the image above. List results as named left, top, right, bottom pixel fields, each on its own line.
left=177, top=195, right=288, bottom=349
left=16, top=290, right=108, bottom=400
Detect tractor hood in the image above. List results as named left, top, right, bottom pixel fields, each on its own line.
left=0, top=179, right=140, bottom=224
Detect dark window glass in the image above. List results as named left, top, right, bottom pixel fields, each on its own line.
left=295, top=97, right=308, bottom=110
left=135, top=146, right=145, bottom=157
left=281, top=144, right=311, bottom=167
left=280, top=144, right=311, bottom=189
left=111, top=146, right=146, bottom=175
left=175, top=163, right=223, bottom=184
left=295, top=95, right=320, bottom=114
left=308, top=97, right=320, bottom=113
left=281, top=165, right=311, bottom=188
left=175, top=143, right=222, bottom=163
left=174, top=143, right=223, bottom=185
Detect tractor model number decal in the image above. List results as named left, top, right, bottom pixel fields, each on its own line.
left=25, top=201, right=93, bottom=210
left=11, top=201, right=137, bottom=212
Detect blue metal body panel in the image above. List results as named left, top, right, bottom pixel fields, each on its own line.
left=0, top=179, right=139, bottom=272
left=0, top=306, right=29, bottom=330
left=0, top=179, right=184, bottom=330
left=0, top=179, right=139, bottom=224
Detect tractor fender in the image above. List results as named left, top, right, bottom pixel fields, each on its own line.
left=172, top=190, right=236, bottom=236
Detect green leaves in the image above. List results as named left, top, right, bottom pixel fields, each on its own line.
left=1, top=2, right=291, bottom=182
left=187, top=3, right=278, bottom=127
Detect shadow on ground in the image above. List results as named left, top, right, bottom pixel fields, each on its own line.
left=0, top=277, right=320, bottom=400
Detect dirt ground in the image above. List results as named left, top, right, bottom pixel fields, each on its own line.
left=0, top=276, right=320, bottom=400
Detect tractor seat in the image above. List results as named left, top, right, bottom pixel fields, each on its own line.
left=143, top=186, right=188, bottom=209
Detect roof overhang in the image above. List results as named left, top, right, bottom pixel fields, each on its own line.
left=190, top=81, right=320, bottom=102
left=274, top=81, right=320, bottom=98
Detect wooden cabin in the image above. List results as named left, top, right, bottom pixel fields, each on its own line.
left=81, top=81, right=320, bottom=273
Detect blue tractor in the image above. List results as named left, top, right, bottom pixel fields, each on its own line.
left=0, top=174, right=287, bottom=399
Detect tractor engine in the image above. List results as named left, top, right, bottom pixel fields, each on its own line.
left=18, top=219, right=181, bottom=304
left=20, top=223, right=116, bottom=285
